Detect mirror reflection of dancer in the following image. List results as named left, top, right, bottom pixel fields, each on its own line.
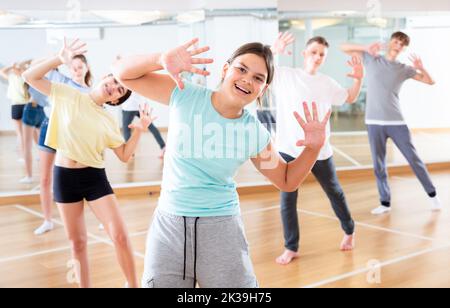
left=0, top=60, right=31, bottom=166
left=23, top=38, right=154, bottom=288
left=122, top=92, right=166, bottom=159
left=341, top=31, right=442, bottom=215
left=270, top=33, right=364, bottom=265
left=113, top=39, right=330, bottom=288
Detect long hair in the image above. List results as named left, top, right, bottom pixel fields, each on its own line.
left=72, top=54, right=93, bottom=87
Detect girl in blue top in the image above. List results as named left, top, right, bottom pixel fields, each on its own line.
left=113, top=39, right=330, bottom=288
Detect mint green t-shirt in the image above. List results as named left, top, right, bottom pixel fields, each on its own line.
left=159, top=83, right=271, bottom=217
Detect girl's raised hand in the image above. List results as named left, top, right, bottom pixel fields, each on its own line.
left=160, top=38, right=214, bottom=90
left=58, top=37, right=87, bottom=65
left=293, top=102, right=331, bottom=151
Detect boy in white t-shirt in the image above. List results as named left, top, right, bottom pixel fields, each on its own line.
left=270, top=33, right=364, bottom=265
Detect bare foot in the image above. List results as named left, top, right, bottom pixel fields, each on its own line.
left=340, top=233, right=355, bottom=251
left=276, top=249, right=300, bottom=265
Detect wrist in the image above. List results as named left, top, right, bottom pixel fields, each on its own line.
left=304, top=144, right=322, bottom=153
left=53, top=56, right=64, bottom=67
left=156, top=53, right=164, bottom=68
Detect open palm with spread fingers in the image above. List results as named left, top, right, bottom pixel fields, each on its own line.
left=347, top=55, right=364, bottom=80
left=294, top=102, right=331, bottom=151
left=367, top=42, right=384, bottom=57
left=160, top=38, right=214, bottom=90
left=129, top=104, right=157, bottom=132
left=409, top=53, right=424, bottom=71
left=271, top=32, right=295, bottom=56
left=58, top=37, right=87, bottom=65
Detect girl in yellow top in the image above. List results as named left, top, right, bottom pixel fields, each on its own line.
left=0, top=60, right=31, bottom=162
left=23, top=38, right=154, bottom=288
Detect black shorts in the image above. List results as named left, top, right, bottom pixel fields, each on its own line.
left=11, top=104, right=25, bottom=120
left=53, top=166, right=114, bottom=204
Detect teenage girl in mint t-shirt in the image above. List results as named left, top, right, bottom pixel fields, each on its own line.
left=113, top=39, right=331, bottom=288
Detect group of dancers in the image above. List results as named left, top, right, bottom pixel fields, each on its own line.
left=0, top=29, right=442, bottom=287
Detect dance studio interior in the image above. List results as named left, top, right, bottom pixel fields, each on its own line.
left=0, top=0, right=449, bottom=290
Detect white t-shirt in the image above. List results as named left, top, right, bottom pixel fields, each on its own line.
left=272, top=67, right=348, bottom=161
left=122, top=92, right=147, bottom=111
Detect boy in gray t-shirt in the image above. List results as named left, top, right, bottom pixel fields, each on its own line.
left=341, top=31, right=442, bottom=214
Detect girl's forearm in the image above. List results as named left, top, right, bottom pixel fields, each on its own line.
left=23, top=56, right=62, bottom=83
left=284, top=147, right=320, bottom=191
left=113, top=53, right=164, bottom=81
left=347, top=79, right=363, bottom=103
left=121, top=130, right=143, bottom=162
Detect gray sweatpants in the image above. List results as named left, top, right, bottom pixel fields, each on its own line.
left=367, top=125, right=436, bottom=205
left=142, top=208, right=258, bottom=288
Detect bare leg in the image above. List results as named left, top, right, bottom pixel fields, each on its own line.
left=38, top=151, right=56, bottom=223
left=23, top=124, right=34, bottom=178
left=57, top=202, right=90, bottom=288
left=33, top=128, right=39, bottom=145
left=12, top=119, right=24, bottom=158
left=88, top=194, right=138, bottom=288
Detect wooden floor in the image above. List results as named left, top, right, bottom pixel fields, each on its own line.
left=0, top=169, right=449, bottom=288
left=2, top=129, right=450, bottom=193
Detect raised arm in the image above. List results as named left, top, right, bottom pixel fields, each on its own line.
left=345, top=55, right=364, bottom=104
left=0, top=64, right=15, bottom=81
left=271, top=32, right=295, bottom=56
left=341, top=42, right=384, bottom=58
left=113, top=104, right=156, bottom=163
left=409, top=54, right=435, bottom=85
left=112, top=38, right=213, bottom=105
left=22, top=38, right=87, bottom=96
left=252, top=102, right=331, bottom=192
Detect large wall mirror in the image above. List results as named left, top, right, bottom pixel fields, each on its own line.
left=1, top=1, right=450, bottom=196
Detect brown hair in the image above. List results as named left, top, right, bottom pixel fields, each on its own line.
left=306, top=36, right=330, bottom=48
left=104, top=74, right=132, bottom=107
left=105, top=89, right=132, bottom=106
left=227, top=42, right=274, bottom=86
left=391, top=31, right=410, bottom=46
left=72, top=54, right=93, bottom=87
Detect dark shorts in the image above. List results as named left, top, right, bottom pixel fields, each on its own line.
left=11, top=104, right=25, bottom=120
left=38, top=117, right=56, bottom=153
left=22, top=103, right=45, bottom=128
left=53, top=166, right=114, bottom=204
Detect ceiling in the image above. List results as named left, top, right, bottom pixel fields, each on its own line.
left=1, top=0, right=449, bottom=28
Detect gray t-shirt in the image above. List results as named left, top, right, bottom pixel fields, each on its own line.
left=363, top=52, right=417, bottom=125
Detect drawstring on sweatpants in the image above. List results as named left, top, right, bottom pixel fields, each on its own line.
left=193, top=217, right=199, bottom=288
left=183, top=217, right=187, bottom=281
left=182, top=217, right=200, bottom=288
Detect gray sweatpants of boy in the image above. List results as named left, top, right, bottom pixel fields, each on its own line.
left=141, top=208, right=258, bottom=288
left=367, top=125, right=436, bottom=204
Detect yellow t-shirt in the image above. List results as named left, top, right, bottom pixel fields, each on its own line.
left=7, top=74, right=29, bottom=105
left=46, top=83, right=125, bottom=169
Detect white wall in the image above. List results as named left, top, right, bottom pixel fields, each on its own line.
left=400, top=27, right=450, bottom=128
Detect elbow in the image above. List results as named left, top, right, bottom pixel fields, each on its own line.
left=279, top=182, right=298, bottom=193
left=111, top=68, right=125, bottom=83
left=120, top=156, right=130, bottom=163
left=348, top=97, right=358, bottom=104
left=111, top=62, right=129, bottom=83
left=21, top=71, right=30, bottom=83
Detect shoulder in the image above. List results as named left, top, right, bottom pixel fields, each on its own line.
left=170, top=82, right=211, bottom=106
